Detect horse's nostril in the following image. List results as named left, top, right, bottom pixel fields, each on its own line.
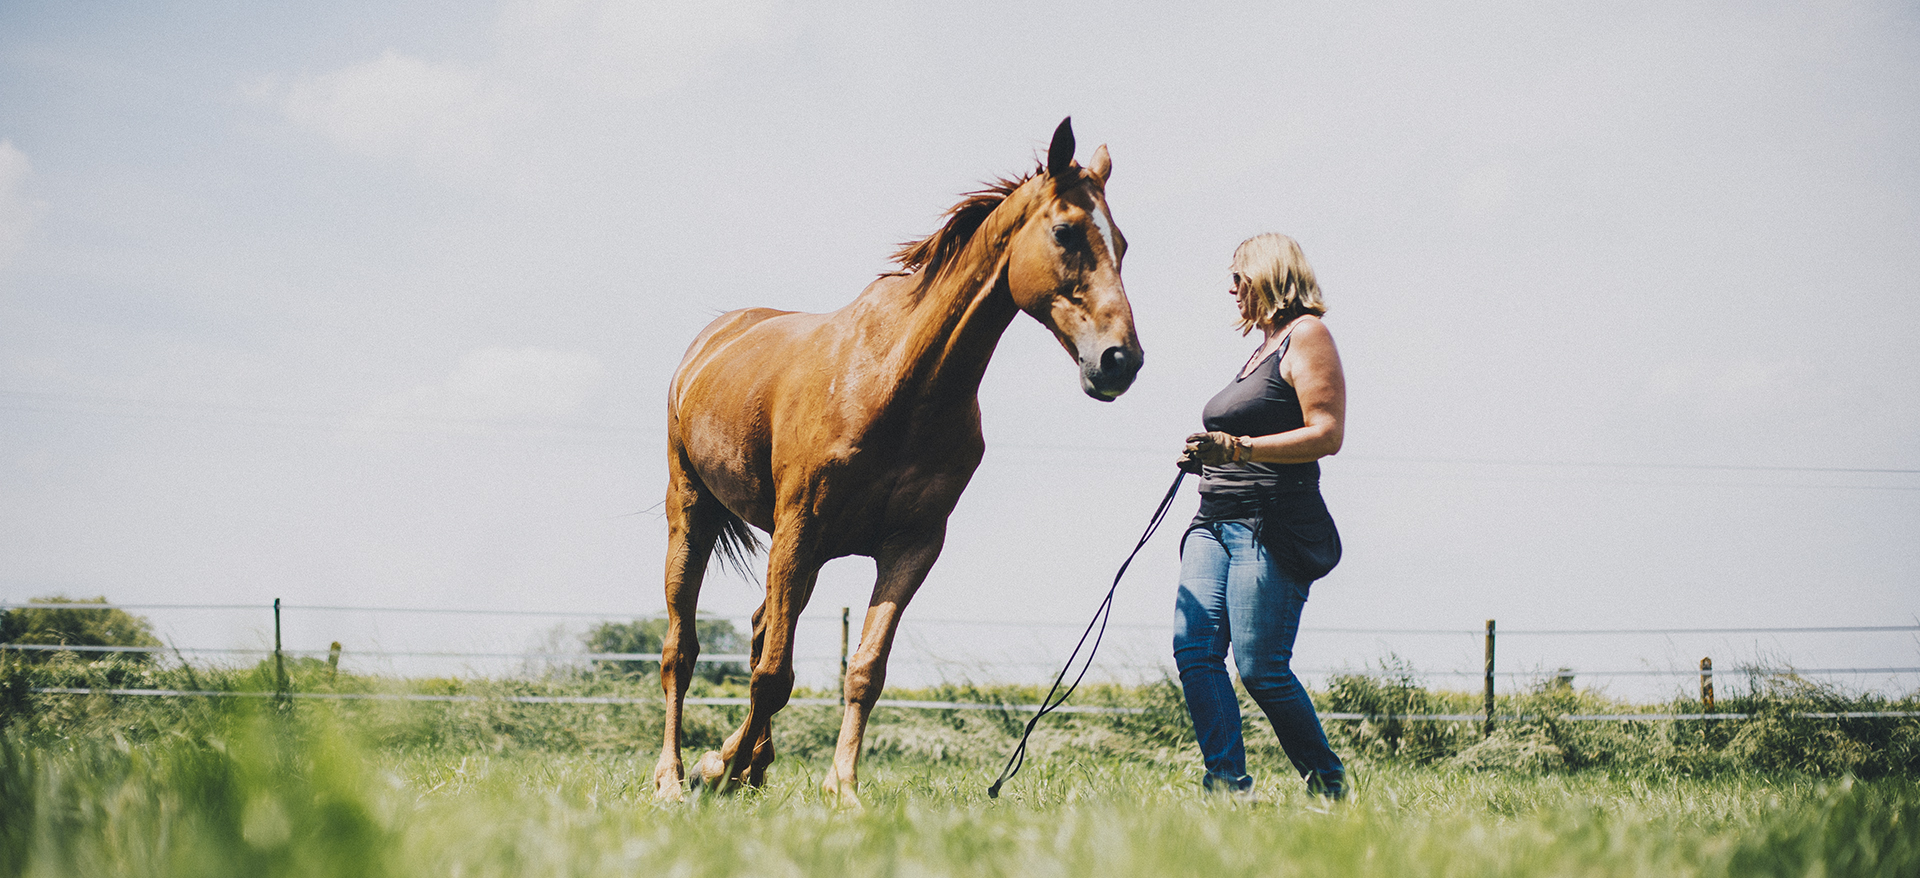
left=1100, top=346, right=1138, bottom=379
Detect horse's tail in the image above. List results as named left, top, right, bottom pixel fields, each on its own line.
left=712, top=507, right=765, bottom=585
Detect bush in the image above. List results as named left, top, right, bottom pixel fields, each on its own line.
left=1324, top=656, right=1472, bottom=764
left=1492, top=679, right=1662, bottom=771
left=1698, top=671, right=1920, bottom=778
left=1449, top=726, right=1566, bottom=772
left=1318, top=658, right=1920, bottom=779
left=0, top=596, right=162, bottom=664
left=582, top=616, right=748, bottom=684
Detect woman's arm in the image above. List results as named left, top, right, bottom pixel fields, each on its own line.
left=1243, top=316, right=1344, bottom=463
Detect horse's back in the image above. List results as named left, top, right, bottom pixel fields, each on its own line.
left=673, top=274, right=912, bottom=404
left=676, top=307, right=788, bottom=371
left=671, top=308, right=807, bottom=408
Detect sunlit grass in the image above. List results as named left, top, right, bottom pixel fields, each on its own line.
left=6, top=708, right=1916, bottom=878
left=4, top=655, right=1917, bottom=876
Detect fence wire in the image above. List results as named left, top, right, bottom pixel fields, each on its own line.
left=6, top=643, right=1916, bottom=681
left=5, top=602, right=1916, bottom=637
left=5, top=602, right=1917, bottom=688
left=23, top=687, right=1920, bottom=722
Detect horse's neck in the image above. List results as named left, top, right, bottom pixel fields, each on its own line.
left=884, top=194, right=1033, bottom=405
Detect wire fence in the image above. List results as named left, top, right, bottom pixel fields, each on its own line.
left=9, top=642, right=1916, bottom=680
left=18, top=687, right=1920, bottom=722
left=6, top=601, right=1919, bottom=721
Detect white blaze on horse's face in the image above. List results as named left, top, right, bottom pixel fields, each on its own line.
left=1008, top=137, right=1143, bottom=402
left=1089, top=203, right=1117, bottom=267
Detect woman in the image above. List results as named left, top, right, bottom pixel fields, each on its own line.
left=1176, top=232, right=1346, bottom=799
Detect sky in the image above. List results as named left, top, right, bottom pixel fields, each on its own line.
left=2, top=1, right=1916, bottom=697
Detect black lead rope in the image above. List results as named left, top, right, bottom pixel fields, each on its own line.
left=987, top=468, right=1188, bottom=798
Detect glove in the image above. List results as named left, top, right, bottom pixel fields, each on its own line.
left=1177, top=451, right=1204, bottom=474
left=1184, top=431, right=1247, bottom=467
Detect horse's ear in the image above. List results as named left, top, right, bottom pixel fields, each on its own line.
left=1047, top=117, right=1076, bottom=177
left=1089, top=144, right=1111, bottom=184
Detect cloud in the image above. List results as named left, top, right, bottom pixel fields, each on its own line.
left=492, top=0, right=777, bottom=96
left=0, top=140, right=45, bottom=269
left=257, top=0, right=778, bottom=187
left=374, top=347, right=606, bottom=423
left=269, top=52, right=517, bottom=185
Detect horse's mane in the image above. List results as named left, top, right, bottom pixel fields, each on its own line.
left=889, top=169, right=1038, bottom=278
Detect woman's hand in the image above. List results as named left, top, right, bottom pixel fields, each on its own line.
left=1184, top=431, right=1246, bottom=466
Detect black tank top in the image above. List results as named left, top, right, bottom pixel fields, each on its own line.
left=1196, top=333, right=1320, bottom=519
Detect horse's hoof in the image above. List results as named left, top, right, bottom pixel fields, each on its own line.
left=693, top=750, right=729, bottom=793
left=652, top=763, right=688, bottom=803
left=820, top=767, right=864, bottom=810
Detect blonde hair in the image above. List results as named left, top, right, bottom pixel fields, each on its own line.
left=1231, top=233, right=1326, bottom=335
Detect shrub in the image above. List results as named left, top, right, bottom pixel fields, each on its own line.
left=1709, top=671, right=1920, bottom=778
left=1449, top=726, right=1566, bottom=772
left=1493, top=678, right=1662, bottom=771
left=1324, top=656, right=1470, bottom=764
left=582, top=616, right=748, bottom=684
left=0, top=596, right=161, bottom=664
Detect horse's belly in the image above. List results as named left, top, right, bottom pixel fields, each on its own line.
left=683, top=431, right=776, bottom=532
left=827, top=458, right=983, bottom=556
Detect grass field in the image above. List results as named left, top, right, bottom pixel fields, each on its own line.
left=3, top=655, right=1917, bottom=877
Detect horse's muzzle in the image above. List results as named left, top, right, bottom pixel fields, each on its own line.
left=1081, top=344, right=1142, bottom=401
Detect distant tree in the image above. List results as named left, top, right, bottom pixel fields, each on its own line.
left=0, top=595, right=163, bottom=664
left=583, top=616, right=748, bottom=684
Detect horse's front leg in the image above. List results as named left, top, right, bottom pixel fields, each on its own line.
left=697, top=525, right=819, bottom=794
left=822, top=528, right=944, bottom=809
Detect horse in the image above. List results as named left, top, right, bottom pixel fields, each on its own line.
left=653, top=118, right=1142, bottom=807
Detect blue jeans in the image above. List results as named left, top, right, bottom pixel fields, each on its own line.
left=1174, top=519, right=1344, bottom=796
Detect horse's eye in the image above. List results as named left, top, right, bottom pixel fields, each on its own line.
left=1052, top=224, right=1082, bottom=248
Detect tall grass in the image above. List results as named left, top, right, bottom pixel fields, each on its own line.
left=5, top=713, right=1916, bottom=878
left=1316, top=658, right=1920, bottom=779
left=3, top=652, right=1916, bottom=877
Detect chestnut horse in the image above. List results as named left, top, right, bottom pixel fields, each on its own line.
left=653, top=118, right=1141, bottom=807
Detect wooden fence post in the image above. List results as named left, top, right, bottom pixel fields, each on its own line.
left=1483, top=619, right=1496, bottom=738
left=328, top=641, right=342, bottom=681
left=273, top=598, right=289, bottom=709
left=840, top=607, right=851, bottom=704
left=1700, top=656, right=1714, bottom=711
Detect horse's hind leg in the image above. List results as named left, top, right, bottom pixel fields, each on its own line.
left=652, top=469, right=723, bottom=803
left=692, top=603, right=780, bottom=790
left=744, top=604, right=778, bottom=786
left=709, top=525, right=820, bottom=792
